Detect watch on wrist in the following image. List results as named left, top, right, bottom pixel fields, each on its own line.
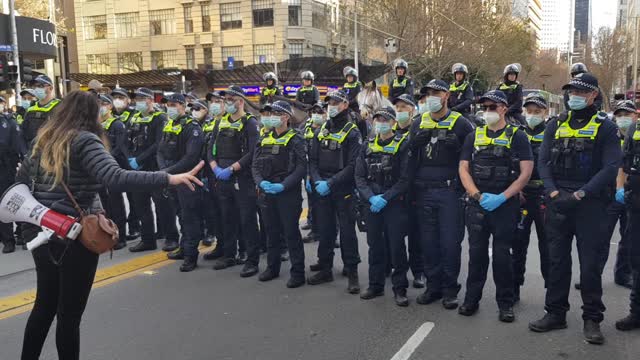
left=575, top=190, right=586, bottom=200
left=471, top=192, right=482, bottom=201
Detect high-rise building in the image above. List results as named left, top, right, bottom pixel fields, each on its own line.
left=540, top=0, right=574, bottom=54
left=574, top=0, right=592, bottom=45
left=618, top=0, right=629, bottom=28
left=511, top=0, right=544, bottom=47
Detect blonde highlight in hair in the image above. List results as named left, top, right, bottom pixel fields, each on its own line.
left=30, top=91, right=106, bottom=187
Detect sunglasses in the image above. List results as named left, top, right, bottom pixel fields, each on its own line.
left=480, top=104, right=500, bottom=111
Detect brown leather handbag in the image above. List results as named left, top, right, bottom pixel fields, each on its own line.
left=61, top=182, right=119, bottom=254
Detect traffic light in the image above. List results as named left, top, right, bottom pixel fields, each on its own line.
left=8, top=63, right=18, bottom=86
left=0, top=57, right=7, bottom=90
left=21, top=59, right=33, bottom=83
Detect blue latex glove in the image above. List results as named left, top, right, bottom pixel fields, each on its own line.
left=479, top=193, right=507, bottom=212
left=267, top=183, right=284, bottom=194
left=305, top=179, right=312, bottom=193
left=216, top=167, right=233, bottom=181
left=315, top=181, right=331, bottom=196
left=213, top=166, right=224, bottom=178
left=368, top=195, right=388, bottom=213
left=616, top=188, right=625, bottom=204
left=128, top=158, right=139, bottom=170
left=259, top=180, right=272, bottom=192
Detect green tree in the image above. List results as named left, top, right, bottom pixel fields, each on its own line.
left=589, top=27, right=631, bottom=110
left=15, top=0, right=69, bottom=34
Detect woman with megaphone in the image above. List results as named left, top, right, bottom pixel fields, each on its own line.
left=13, top=90, right=204, bottom=360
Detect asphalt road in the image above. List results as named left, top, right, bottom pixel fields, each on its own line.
left=1, top=224, right=639, bottom=360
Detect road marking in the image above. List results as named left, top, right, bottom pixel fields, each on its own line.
left=390, top=322, right=434, bottom=360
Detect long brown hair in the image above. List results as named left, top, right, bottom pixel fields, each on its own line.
left=32, top=90, right=107, bottom=186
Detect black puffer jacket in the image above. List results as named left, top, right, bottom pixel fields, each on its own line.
left=16, top=131, right=169, bottom=217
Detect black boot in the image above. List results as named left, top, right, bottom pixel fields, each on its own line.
left=2, top=242, right=15, bottom=254
left=236, top=252, right=248, bottom=265
left=412, top=274, right=425, bottom=289
left=286, top=277, right=306, bottom=288
left=458, top=303, right=479, bottom=316
left=129, top=241, right=157, bottom=252
left=280, top=250, right=289, bottom=262
left=125, top=231, right=140, bottom=241
left=167, top=249, right=184, bottom=260
left=240, top=264, right=259, bottom=278
left=180, top=257, right=198, bottom=272
left=442, top=296, right=459, bottom=310
left=347, top=271, right=360, bottom=294
left=113, top=241, right=127, bottom=251
left=203, top=246, right=224, bottom=260
left=528, top=313, right=567, bottom=332
left=307, top=270, right=334, bottom=285
left=202, top=235, right=214, bottom=247
left=615, top=314, right=640, bottom=331
left=258, top=269, right=279, bottom=282
left=213, top=257, right=237, bottom=270
left=300, top=221, right=312, bottom=231
left=360, top=288, right=384, bottom=300
left=583, top=320, right=604, bottom=345
left=394, top=289, right=409, bottom=307
left=309, top=263, right=323, bottom=272
left=162, top=241, right=179, bottom=252
left=499, top=307, right=515, bottom=323
left=416, top=289, right=443, bottom=305
left=614, top=277, right=633, bottom=290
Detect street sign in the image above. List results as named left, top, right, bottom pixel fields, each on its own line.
left=0, top=45, right=11, bottom=52
left=384, top=38, right=397, bottom=53
left=227, top=57, right=234, bottom=70
left=259, top=55, right=266, bottom=64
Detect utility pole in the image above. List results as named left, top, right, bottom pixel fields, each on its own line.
left=353, top=4, right=358, bottom=74
left=9, top=0, right=21, bottom=103
left=633, top=17, right=639, bottom=104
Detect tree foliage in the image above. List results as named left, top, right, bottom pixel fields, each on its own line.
left=588, top=27, right=631, bottom=109
left=15, top=0, right=69, bottom=34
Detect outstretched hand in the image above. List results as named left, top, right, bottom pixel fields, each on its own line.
left=168, top=161, right=205, bottom=191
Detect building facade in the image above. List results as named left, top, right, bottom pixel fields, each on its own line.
left=74, top=0, right=361, bottom=75
left=511, top=0, right=544, bottom=47
left=540, top=0, right=574, bottom=63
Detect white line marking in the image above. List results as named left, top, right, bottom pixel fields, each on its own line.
left=390, top=322, right=435, bottom=360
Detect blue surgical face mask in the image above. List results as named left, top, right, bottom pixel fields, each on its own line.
left=311, top=113, right=326, bottom=125
left=616, top=116, right=633, bottom=132
left=568, top=95, right=588, bottom=110
left=418, top=102, right=428, bottom=115
left=135, top=101, right=148, bottom=113
left=270, top=116, right=283, bottom=128
left=209, top=103, right=222, bottom=116
left=166, top=107, right=179, bottom=120
left=525, top=114, right=544, bottom=129
left=20, top=100, right=31, bottom=109
left=374, top=122, right=392, bottom=135
left=327, top=105, right=340, bottom=118
left=426, top=96, right=443, bottom=113
left=34, top=88, right=46, bottom=100
left=395, top=111, right=411, bottom=125
left=99, top=106, right=109, bottom=117
left=225, top=101, right=238, bottom=114
left=260, top=115, right=273, bottom=128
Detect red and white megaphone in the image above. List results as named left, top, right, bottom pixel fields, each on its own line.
left=0, top=183, right=82, bottom=250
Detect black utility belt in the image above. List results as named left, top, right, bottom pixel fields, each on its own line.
left=414, top=178, right=459, bottom=189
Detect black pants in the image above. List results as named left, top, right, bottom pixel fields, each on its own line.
left=203, top=175, right=222, bottom=241
left=512, top=188, right=549, bottom=288
left=177, top=186, right=203, bottom=259
left=125, top=192, right=140, bottom=234
left=21, top=233, right=98, bottom=360
left=315, top=191, right=360, bottom=272
left=624, top=209, right=640, bottom=316
left=544, top=197, right=609, bottom=322
left=464, top=197, right=518, bottom=309
left=601, top=201, right=632, bottom=282
left=406, top=197, right=424, bottom=278
left=153, top=189, right=179, bottom=243
left=365, top=199, right=409, bottom=292
left=417, top=187, right=464, bottom=296
left=217, top=175, right=259, bottom=261
left=0, top=179, right=14, bottom=247
left=99, top=190, right=127, bottom=242
left=259, top=189, right=305, bottom=278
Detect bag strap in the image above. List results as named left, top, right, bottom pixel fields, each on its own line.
left=60, top=181, right=87, bottom=218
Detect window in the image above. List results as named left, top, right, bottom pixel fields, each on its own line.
left=313, top=45, right=326, bottom=57
left=288, top=0, right=301, bottom=26
left=203, top=46, right=213, bottom=65
left=222, top=46, right=243, bottom=63
left=83, top=15, right=107, bottom=40
left=149, top=9, right=175, bottom=35
left=201, top=4, right=211, bottom=32
left=312, top=1, right=326, bottom=30
left=117, top=52, right=143, bottom=74
left=151, top=50, right=178, bottom=69
left=220, top=2, right=242, bottom=30
left=115, top=12, right=139, bottom=38
left=86, top=54, right=110, bottom=74
left=288, top=41, right=303, bottom=59
left=186, top=48, right=195, bottom=69
left=252, top=0, right=274, bottom=28
left=183, top=6, right=193, bottom=33
left=254, top=44, right=274, bottom=64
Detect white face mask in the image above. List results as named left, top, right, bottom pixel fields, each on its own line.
left=525, top=114, right=544, bottom=129
left=0, top=104, right=5, bottom=113
left=192, top=109, right=207, bottom=120
left=99, top=106, right=109, bottom=117
left=483, top=111, right=500, bottom=125
left=113, top=99, right=127, bottom=111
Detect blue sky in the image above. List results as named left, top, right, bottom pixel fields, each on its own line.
left=591, top=0, right=618, bottom=31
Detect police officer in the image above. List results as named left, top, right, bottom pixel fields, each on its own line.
left=301, top=102, right=327, bottom=243
left=615, top=102, right=640, bottom=332
left=22, top=75, right=61, bottom=147
left=252, top=101, right=307, bottom=287
left=0, top=95, right=26, bottom=253
left=512, top=93, right=550, bottom=302
left=111, top=87, right=142, bottom=241
left=158, top=93, right=205, bottom=272
left=391, top=93, right=425, bottom=288
left=308, top=90, right=362, bottom=294
left=260, top=72, right=281, bottom=106
left=409, top=80, right=474, bottom=308
left=448, top=63, right=474, bottom=119
left=355, top=106, right=411, bottom=306
left=97, top=94, right=128, bottom=250
left=388, top=59, right=415, bottom=103
left=207, top=85, right=260, bottom=273
left=296, top=71, right=320, bottom=107
left=529, top=73, right=621, bottom=344
left=127, top=88, right=177, bottom=253
left=564, top=63, right=603, bottom=110
left=342, top=66, right=362, bottom=114
left=459, top=90, right=533, bottom=322
left=13, top=89, right=37, bottom=127
left=497, top=64, right=524, bottom=125
left=202, top=92, right=227, bottom=259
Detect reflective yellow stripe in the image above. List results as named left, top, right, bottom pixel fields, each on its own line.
left=261, top=129, right=296, bottom=146
left=218, top=113, right=245, bottom=132
left=26, top=98, right=60, bottom=113
left=343, top=81, right=361, bottom=89
left=449, top=82, right=468, bottom=92
left=392, top=78, right=407, bottom=88
left=419, top=111, right=461, bottom=130
left=474, top=125, right=518, bottom=149
left=102, top=117, right=117, bottom=130
left=318, top=122, right=357, bottom=144
left=162, top=117, right=193, bottom=135
left=554, top=112, right=602, bottom=140
left=499, top=83, right=518, bottom=91
left=527, top=133, right=544, bottom=143
left=132, top=111, right=163, bottom=124
left=298, top=86, right=316, bottom=93
left=368, top=132, right=408, bottom=154
left=262, top=87, right=278, bottom=96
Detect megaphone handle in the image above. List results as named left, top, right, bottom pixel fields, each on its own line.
left=26, top=230, right=53, bottom=251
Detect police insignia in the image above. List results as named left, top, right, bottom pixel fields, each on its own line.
left=194, top=130, right=200, bottom=136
